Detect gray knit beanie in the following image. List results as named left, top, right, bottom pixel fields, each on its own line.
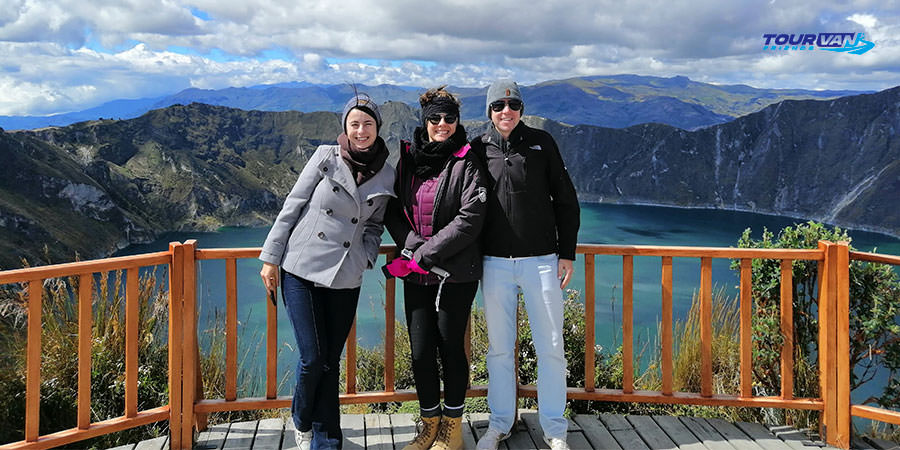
left=341, top=93, right=382, bottom=132
left=485, top=79, right=523, bottom=117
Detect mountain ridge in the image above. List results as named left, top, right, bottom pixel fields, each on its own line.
left=0, top=74, right=865, bottom=131
left=0, top=86, right=897, bottom=268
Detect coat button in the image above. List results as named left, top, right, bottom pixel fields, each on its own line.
left=367, top=199, right=374, bottom=206
left=317, top=232, right=326, bottom=239
left=333, top=186, right=340, bottom=193
left=351, top=217, right=358, bottom=224
left=343, top=241, right=350, bottom=248
left=322, top=166, right=329, bottom=172
left=325, top=208, right=333, bottom=216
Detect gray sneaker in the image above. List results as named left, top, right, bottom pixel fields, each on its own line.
left=543, top=435, right=570, bottom=450
left=476, top=427, right=511, bottom=450
left=294, top=429, right=312, bottom=450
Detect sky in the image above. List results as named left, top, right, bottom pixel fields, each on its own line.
left=0, top=0, right=898, bottom=116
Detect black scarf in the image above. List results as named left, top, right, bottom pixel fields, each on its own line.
left=411, top=123, right=467, bottom=179
left=338, top=133, right=389, bottom=185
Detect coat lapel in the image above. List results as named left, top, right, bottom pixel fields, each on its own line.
left=322, top=147, right=361, bottom=204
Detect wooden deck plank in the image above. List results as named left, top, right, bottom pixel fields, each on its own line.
left=253, top=417, right=284, bottom=449
left=461, top=415, right=478, bottom=450
left=281, top=420, right=299, bottom=450
left=364, top=413, right=392, bottom=450
left=767, top=425, right=812, bottom=450
left=469, top=412, right=510, bottom=450
left=520, top=410, right=549, bottom=449
left=732, top=422, right=793, bottom=450
left=505, top=417, right=539, bottom=450
left=652, top=415, right=709, bottom=450
left=390, top=413, right=416, bottom=450
left=341, top=414, right=366, bottom=450
left=574, top=414, right=622, bottom=450
left=680, top=416, right=736, bottom=450
left=704, top=418, right=764, bottom=450
left=196, top=423, right=230, bottom=450
left=850, top=435, right=878, bottom=450
left=600, top=414, right=650, bottom=450
left=867, top=437, right=900, bottom=450
left=626, top=415, right=678, bottom=450
left=222, top=420, right=258, bottom=449
left=134, top=436, right=167, bottom=450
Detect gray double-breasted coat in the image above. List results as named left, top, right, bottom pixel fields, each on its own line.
left=260, top=144, right=396, bottom=289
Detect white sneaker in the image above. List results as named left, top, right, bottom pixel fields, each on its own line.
left=543, top=435, right=570, bottom=450
left=476, top=427, right=511, bottom=450
left=294, top=429, right=312, bottom=450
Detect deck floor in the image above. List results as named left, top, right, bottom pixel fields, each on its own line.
left=109, top=411, right=900, bottom=450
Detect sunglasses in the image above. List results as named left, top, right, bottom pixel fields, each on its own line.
left=489, top=99, right=523, bottom=112
left=426, top=114, right=458, bottom=125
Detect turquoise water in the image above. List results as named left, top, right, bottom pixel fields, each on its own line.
left=118, top=203, right=900, bottom=398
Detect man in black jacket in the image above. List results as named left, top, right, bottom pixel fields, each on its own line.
left=471, top=79, right=580, bottom=450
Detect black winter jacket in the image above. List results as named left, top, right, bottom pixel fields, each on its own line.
left=470, top=122, right=580, bottom=260
left=385, top=139, right=489, bottom=283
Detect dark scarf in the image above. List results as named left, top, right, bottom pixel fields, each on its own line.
left=338, top=133, right=389, bottom=185
left=411, top=123, right=467, bottom=179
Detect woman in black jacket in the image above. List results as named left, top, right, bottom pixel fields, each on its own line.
left=384, top=86, right=487, bottom=450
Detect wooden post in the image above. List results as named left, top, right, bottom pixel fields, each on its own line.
left=346, top=319, right=357, bottom=395
left=78, top=274, right=93, bottom=430
left=168, top=242, right=184, bottom=450
left=622, top=255, right=634, bottom=394
left=181, top=240, right=198, bottom=444
left=780, top=260, right=794, bottom=400
left=661, top=256, right=673, bottom=396
left=126, top=267, right=139, bottom=418
left=385, top=254, right=396, bottom=393
left=835, top=242, right=851, bottom=448
left=266, top=263, right=278, bottom=401
left=700, top=257, right=712, bottom=397
left=585, top=254, right=596, bottom=392
left=225, top=258, right=237, bottom=401
left=819, top=240, right=851, bottom=449
left=25, top=279, right=41, bottom=442
left=739, top=259, right=752, bottom=398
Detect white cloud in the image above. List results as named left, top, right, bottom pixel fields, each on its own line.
left=0, top=0, right=898, bottom=115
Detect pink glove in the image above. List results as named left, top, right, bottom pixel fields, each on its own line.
left=385, top=258, right=412, bottom=278
left=408, top=258, right=428, bottom=275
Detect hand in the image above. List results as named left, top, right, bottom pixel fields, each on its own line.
left=384, top=258, right=412, bottom=278
left=408, top=258, right=428, bottom=275
left=558, top=258, right=574, bottom=290
left=260, top=263, right=279, bottom=302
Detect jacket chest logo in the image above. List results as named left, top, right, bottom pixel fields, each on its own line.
left=529, top=144, right=542, bottom=151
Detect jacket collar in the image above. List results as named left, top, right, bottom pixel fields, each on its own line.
left=483, top=122, right=527, bottom=148
left=318, top=146, right=396, bottom=203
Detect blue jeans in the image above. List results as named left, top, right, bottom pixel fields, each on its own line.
left=482, top=254, right=568, bottom=439
left=282, top=271, right=360, bottom=450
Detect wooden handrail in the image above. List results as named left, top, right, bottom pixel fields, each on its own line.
left=5, top=241, right=900, bottom=449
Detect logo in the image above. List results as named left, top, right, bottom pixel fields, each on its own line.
left=762, top=32, right=874, bottom=54
left=476, top=187, right=487, bottom=203
left=529, top=144, right=542, bottom=151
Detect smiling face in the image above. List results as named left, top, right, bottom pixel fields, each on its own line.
left=426, top=114, right=457, bottom=142
left=345, top=108, right=377, bottom=149
left=490, top=99, right=521, bottom=139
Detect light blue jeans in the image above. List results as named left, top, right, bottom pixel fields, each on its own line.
left=482, top=254, right=568, bottom=439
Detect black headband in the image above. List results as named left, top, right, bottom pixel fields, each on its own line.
left=422, top=97, right=459, bottom=122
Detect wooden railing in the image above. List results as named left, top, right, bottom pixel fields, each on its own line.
left=1, top=239, right=898, bottom=449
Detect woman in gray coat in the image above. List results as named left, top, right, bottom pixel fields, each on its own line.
left=259, top=93, right=395, bottom=450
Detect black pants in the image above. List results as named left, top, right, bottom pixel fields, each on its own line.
left=282, top=271, right=359, bottom=449
left=404, top=280, right=478, bottom=409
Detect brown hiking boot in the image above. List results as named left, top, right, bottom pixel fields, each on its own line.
left=403, top=415, right=441, bottom=450
left=430, top=416, right=463, bottom=450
